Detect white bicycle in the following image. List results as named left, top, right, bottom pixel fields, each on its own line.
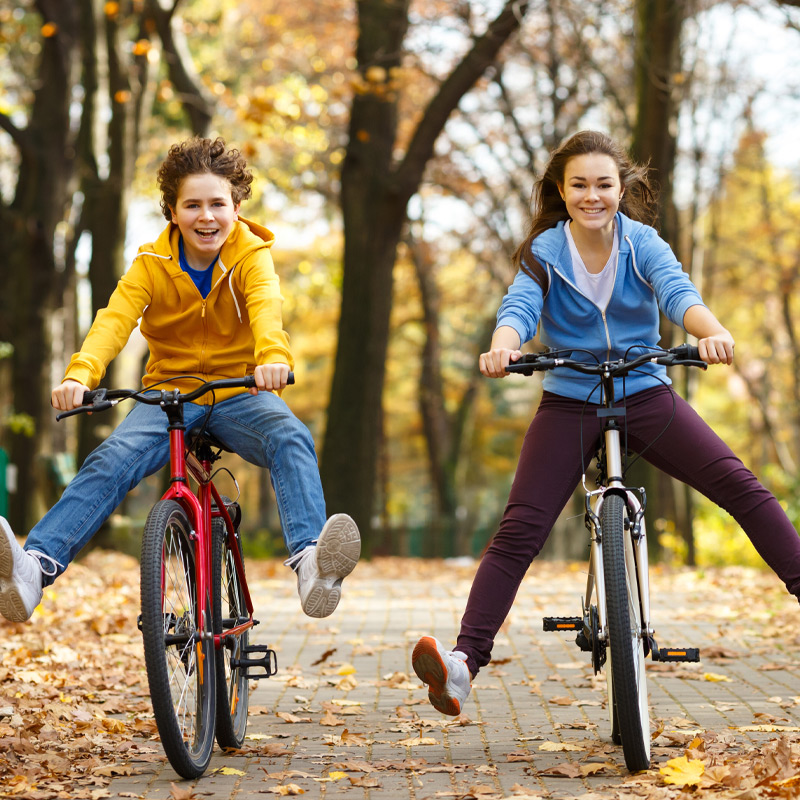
left=506, top=344, right=706, bottom=772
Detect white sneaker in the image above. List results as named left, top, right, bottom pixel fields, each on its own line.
left=412, top=636, right=472, bottom=716
left=286, top=514, right=360, bottom=618
left=0, top=517, right=44, bottom=623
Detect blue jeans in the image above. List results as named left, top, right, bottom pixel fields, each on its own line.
left=25, top=391, right=327, bottom=586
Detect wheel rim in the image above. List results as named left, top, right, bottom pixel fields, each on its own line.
left=161, top=519, right=207, bottom=753
left=625, top=552, right=650, bottom=760
left=222, top=542, right=248, bottom=729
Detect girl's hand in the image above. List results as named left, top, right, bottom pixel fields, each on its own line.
left=479, top=348, right=522, bottom=379
left=252, top=363, right=291, bottom=393
left=698, top=331, right=735, bottom=365
left=52, top=380, right=92, bottom=412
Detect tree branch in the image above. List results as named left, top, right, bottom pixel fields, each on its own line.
left=0, top=111, right=33, bottom=160
left=396, top=0, right=530, bottom=198
left=145, top=0, right=214, bottom=136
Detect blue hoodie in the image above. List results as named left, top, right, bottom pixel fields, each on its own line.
left=496, top=212, right=706, bottom=403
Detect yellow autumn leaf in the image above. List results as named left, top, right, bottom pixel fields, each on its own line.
left=735, top=724, right=800, bottom=732
left=397, top=735, right=439, bottom=746
left=216, top=767, right=246, bottom=776
left=336, top=663, right=356, bottom=675
left=327, top=772, right=348, bottom=780
left=538, top=741, right=585, bottom=752
left=703, top=672, right=732, bottom=682
left=331, top=699, right=363, bottom=706
left=660, top=756, right=705, bottom=787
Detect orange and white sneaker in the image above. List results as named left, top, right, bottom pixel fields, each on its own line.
left=412, top=635, right=471, bottom=716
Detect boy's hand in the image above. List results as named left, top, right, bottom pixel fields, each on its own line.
left=252, top=363, right=291, bottom=393
left=52, top=380, right=92, bottom=412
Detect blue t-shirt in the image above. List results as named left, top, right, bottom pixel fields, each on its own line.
left=179, top=237, right=218, bottom=298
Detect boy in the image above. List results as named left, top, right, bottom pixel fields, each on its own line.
left=0, top=137, right=360, bottom=623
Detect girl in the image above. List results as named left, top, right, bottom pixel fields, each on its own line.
left=411, top=130, right=800, bottom=716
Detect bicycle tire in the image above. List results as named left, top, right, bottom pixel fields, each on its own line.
left=140, top=500, right=216, bottom=778
left=602, top=493, right=650, bottom=772
left=212, top=516, right=250, bottom=749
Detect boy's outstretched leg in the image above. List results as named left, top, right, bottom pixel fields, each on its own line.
left=0, top=518, right=44, bottom=622
left=412, top=636, right=472, bottom=716
left=285, top=513, right=360, bottom=618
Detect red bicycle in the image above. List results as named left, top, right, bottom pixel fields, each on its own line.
left=58, top=375, right=291, bottom=777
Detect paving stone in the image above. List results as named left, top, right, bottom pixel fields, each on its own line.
left=104, top=558, right=800, bottom=798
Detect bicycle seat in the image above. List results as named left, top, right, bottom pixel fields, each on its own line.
left=187, top=427, right=234, bottom=453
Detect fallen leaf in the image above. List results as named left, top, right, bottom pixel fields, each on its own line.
left=538, top=741, right=585, bottom=752
left=276, top=711, right=311, bottom=724
left=311, top=648, right=336, bottom=666
left=703, top=672, right=732, bottom=682
left=660, top=755, right=705, bottom=787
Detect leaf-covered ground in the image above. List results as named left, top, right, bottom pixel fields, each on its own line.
left=2, top=553, right=800, bottom=799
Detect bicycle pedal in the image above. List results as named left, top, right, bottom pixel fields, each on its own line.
left=230, top=644, right=278, bottom=679
left=654, top=647, right=700, bottom=662
left=543, top=616, right=582, bottom=632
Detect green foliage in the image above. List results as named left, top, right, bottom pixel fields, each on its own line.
left=6, top=412, right=35, bottom=438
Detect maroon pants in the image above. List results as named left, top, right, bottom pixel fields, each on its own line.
left=456, top=386, right=800, bottom=677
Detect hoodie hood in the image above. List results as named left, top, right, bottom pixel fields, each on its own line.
left=64, top=215, right=292, bottom=401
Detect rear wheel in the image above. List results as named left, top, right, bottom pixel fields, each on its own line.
left=602, top=493, right=650, bottom=772
left=140, top=500, right=216, bottom=778
left=212, top=514, right=250, bottom=749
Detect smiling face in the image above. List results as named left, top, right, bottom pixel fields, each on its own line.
left=558, top=153, right=624, bottom=237
left=170, top=173, right=240, bottom=268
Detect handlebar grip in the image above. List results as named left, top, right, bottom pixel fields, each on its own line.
left=242, top=372, right=295, bottom=389
left=669, top=343, right=701, bottom=361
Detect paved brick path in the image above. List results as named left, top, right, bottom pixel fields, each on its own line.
left=107, top=558, right=800, bottom=798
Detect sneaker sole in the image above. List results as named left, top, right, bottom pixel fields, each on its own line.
left=0, top=520, right=33, bottom=622
left=0, top=587, right=34, bottom=623
left=0, top=518, right=17, bottom=580
left=412, top=637, right=462, bottom=716
left=301, top=581, right=342, bottom=619
left=316, top=514, right=360, bottom=579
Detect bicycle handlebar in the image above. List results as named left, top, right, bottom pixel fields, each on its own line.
left=55, top=373, right=295, bottom=421
left=504, top=344, right=707, bottom=378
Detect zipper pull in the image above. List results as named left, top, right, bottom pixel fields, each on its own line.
left=201, top=302, right=206, bottom=318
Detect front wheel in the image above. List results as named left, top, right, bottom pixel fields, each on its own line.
left=212, top=515, right=250, bottom=749
left=140, top=500, right=216, bottom=778
left=601, top=493, right=650, bottom=772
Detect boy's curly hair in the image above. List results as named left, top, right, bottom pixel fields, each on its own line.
left=157, top=137, right=254, bottom=221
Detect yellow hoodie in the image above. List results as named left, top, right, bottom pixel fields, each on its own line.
left=64, top=216, right=293, bottom=402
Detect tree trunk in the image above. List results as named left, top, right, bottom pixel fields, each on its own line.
left=630, top=0, right=693, bottom=562
left=0, top=0, right=81, bottom=533
left=321, top=0, right=529, bottom=541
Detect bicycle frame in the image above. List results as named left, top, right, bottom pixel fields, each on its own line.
left=525, top=345, right=705, bottom=771
left=159, top=403, right=255, bottom=654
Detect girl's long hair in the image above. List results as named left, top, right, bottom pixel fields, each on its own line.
left=514, top=131, right=658, bottom=290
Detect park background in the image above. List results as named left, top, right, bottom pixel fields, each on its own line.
left=1, top=0, right=800, bottom=567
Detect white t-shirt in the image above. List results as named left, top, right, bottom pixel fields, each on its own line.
left=564, top=221, right=619, bottom=310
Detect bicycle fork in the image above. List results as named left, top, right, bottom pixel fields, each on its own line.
left=543, top=425, right=699, bottom=664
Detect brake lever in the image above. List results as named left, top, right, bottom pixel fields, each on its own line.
left=56, top=400, right=114, bottom=421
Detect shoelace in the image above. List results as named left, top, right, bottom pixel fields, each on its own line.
left=27, top=550, right=63, bottom=577
left=283, top=540, right=318, bottom=570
